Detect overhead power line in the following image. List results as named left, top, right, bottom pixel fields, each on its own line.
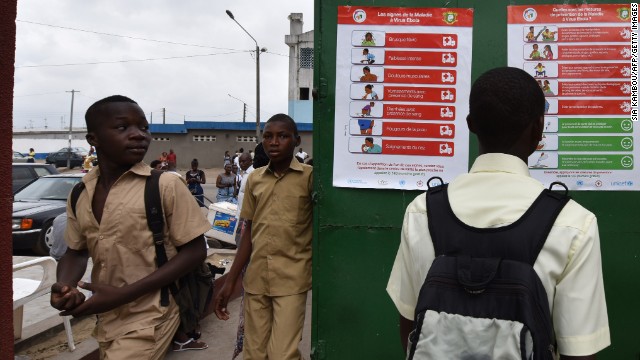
left=17, top=20, right=296, bottom=59
left=17, top=19, right=241, bottom=51
left=15, top=51, right=250, bottom=68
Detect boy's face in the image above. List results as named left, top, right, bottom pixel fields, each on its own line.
left=533, top=44, right=538, bottom=50
left=87, top=102, right=150, bottom=166
left=262, top=120, right=300, bottom=165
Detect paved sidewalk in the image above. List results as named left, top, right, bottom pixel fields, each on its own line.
left=165, top=293, right=312, bottom=360
left=14, top=249, right=312, bottom=359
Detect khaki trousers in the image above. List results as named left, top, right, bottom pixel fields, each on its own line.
left=98, top=311, right=180, bottom=360
left=243, top=291, right=308, bottom=360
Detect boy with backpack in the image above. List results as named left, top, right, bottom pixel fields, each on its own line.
left=50, top=95, right=211, bottom=359
left=213, top=114, right=313, bottom=360
left=387, top=68, right=610, bottom=359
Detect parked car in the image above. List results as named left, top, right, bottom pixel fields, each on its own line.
left=45, top=151, right=84, bottom=169
left=13, top=151, right=29, bottom=163
left=12, top=174, right=84, bottom=255
left=54, top=147, right=89, bottom=157
left=12, top=163, right=59, bottom=193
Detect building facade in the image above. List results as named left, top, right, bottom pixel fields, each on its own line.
left=285, top=13, right=314, bottom=124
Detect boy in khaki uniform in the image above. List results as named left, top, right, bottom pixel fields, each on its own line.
left=50, top=95, right=211, bottom=359
left=214, top=114, right=313, bottom=360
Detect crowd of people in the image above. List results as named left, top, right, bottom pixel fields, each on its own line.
left=47, top=66, right=610, bottom=360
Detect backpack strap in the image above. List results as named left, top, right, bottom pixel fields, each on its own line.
left=69, top=182, right=86, bottom=218
left=426, top=180, right=570, bottom=265
left=144, top=169, right=178, bottom=307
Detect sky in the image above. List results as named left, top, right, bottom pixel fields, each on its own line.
left=13, top=0, right=314, bottom=130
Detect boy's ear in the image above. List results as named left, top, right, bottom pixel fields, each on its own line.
left=86, top=132, right=98, bottom=147
left=466, top=114, right=477, bottom=135
left=532, top=116, right=544, bottom=142
left=295, top=135, right=301, bottom=148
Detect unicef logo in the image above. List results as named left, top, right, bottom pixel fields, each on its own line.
left=353, top=9, right=367, bottom=23
left=399, top=180, right=406, bottom=186
left=523, top=8, right=537, bottom=22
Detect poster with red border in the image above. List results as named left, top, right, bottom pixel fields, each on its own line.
left=508, top=4, right=639, bottom=191
left=333, top=6, right=473, bottom=189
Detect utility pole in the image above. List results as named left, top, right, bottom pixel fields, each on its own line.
left=228, top=94, right=248, bottom=123
left=162, top=108, right=166, bottom=124
left=150, top=112, right=153, bottom=124
left=243, top=103, right=247, bottom=123
left=66, top=89, right=79, bottom=168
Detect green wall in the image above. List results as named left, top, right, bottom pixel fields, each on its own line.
left=312, top=0, right=639, bottom=359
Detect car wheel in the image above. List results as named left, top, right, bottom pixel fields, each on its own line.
left=33, top=220, right=54, bottom=256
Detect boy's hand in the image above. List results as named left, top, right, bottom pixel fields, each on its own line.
left=60, top=281, right=126, bottom=317
left=213, top=283, right=233, bottom=320
left=50, top=282, right=85, bottom=311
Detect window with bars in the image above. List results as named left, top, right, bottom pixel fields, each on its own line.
left=192, top=135, right=216, bottom=142
left=153, top=137, right=170, bottom=141
left=236, top=136, right=258, bottom=143
left=300, top=47, right=314, bottom=69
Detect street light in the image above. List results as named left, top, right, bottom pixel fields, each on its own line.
left=226, top=10, right=265, bottom=142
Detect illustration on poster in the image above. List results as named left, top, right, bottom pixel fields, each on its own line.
left=440, top=107, right=454, bottom=118
left=442, top=53, right=456, bottom=64
left=441, top=90, right=455, bottom=101
left=442, top=36, right=456, bottom=47
left=442, top=72, right=455, bottom=82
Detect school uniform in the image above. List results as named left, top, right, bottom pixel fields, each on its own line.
left=387, top=153, right=610, bottom=357
left=240, top=158, right=313, bottom=360
left=65, top=162, right=211, bottom=359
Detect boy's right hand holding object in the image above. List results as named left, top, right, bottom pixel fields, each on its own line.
left=50, top=282, right=86, bottom=312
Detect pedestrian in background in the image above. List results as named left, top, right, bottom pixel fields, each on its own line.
left=216, top=163, right=236, bottom=203
left=186, top=158, right=206, bottom=207
left=167, top=149, right=177, bottom=168
left=27, top=148, right=35, bottom=163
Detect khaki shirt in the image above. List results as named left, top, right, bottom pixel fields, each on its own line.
left=65, top=162, right=211, bottom=342
left=240, top=158, right=313, bottom=296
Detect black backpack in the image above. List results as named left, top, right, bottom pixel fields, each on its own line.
left=407, top=177, right=570, bottom=360
left=69, top=170, right=223, bottom=337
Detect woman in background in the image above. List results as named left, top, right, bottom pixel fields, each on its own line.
left=216, top=163, right=236, bottom=203
left=186, top=158, right=206, bottom=207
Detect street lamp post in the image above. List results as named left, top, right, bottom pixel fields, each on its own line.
left=226, top=10, right=264, bottom=142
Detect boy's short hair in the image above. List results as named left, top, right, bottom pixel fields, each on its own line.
left=265, top=113, right=299, bottom=138
left=85, top=95, right=138, bottom=132
left=469, top=67, right=544, bottom=150
left=365, top=137, right=374, bottom=143
left=150, top=160, right=161, bottom=168
left=363, top=66, right=371, bottom=72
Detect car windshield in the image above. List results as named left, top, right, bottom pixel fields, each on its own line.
left=14, top=177, right=82, bottom=201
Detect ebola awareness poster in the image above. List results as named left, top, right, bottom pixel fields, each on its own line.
left=333, top=6, right=473, bottom=189
left=508, top=4, right=639, bottom=191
